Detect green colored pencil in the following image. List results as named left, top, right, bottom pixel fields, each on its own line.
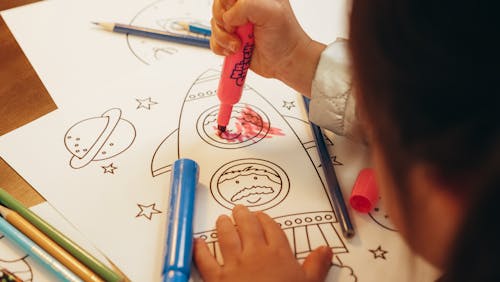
left=0, top=188, right=124, bottom=282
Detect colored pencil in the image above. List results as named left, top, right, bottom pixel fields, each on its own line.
left=0, top=268, right=23, bottom=282
left=92, top=22, right=210, bottom=49
left=302, top=97, right=355, bottom=238
left=0, top=205, right=103, bottom=282
left=175, top=21, right=212, bottom=36
left=0, top=216, right=82, bottom=282
left=0, top=188, right=124, bottom=282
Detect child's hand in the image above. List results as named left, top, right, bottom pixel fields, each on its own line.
left=194, top=205, right=333, bottom=282
left=210, top=0, right=326, bottom=96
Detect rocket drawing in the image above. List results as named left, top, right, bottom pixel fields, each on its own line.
left=151, top=69, right=349, bottom=264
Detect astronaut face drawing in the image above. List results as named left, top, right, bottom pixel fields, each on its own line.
left=211, top=159, right=290, bottom=211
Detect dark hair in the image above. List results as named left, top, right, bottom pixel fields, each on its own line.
left=348, top=0, right=500, bottom=280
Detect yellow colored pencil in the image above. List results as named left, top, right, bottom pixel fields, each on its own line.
left=0, top=205, right=104, bottom=282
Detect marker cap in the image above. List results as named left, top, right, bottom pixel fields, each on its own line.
left=349, top=168, right=379, bottom=213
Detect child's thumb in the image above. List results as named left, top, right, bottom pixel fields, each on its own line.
left=302, top=246, right=333, bottom=282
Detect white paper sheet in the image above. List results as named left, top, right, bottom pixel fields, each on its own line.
left=0, top=0, right=346, bottom=109
left=0, top=202, right=111, bottom=282
left=1, top=0, right=438, bottom=281
left=0, top=53, right=438, bottom=281
left=0, top=0, right=213, bottom=108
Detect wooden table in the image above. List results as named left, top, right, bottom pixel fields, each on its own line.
left=0, top=1, right=56, bottom=207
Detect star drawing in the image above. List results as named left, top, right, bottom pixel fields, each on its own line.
left=318, top=156, right=343, bottom=168
left=369, top=245, right=388, bottom=260
left=101, top=163, right=117, bottom=174
left=282, top=100, right=295, bottom=110
left=136, top=97, right=158, bottom=110
left=136, top=203, right=162, bottom=220
left=331, top=156, right=343, bottom=166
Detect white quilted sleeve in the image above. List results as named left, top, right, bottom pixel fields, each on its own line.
left=309, top=38, right=361, bottom=140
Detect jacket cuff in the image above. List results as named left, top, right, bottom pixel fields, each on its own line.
left=309, top=38, right=359, bottom=139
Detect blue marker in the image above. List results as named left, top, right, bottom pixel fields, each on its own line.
left=163, top=158, right=199, bottom=282
left=0, top=216, right=82, bottom=282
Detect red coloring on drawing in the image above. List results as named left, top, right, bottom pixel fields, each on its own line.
left=216, top=105, right=284, bottom=142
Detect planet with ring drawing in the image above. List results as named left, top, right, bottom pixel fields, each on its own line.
left=64, top=108, right=136, bottom=169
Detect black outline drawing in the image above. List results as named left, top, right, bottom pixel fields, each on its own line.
left=153, top=47, right=178, bottom=60
left=196, top=104, right=279, bottom=149
left=0, top=235, right=33, bottom=281
left=126, top=0, right=211, bottom=65
left=318, top=156, right=343, bottom=168
left=136, top=97, right=158, bottom=110
left=282, top=100, right=296, bottom=110
left=135, top=203, right=162, bottom=220
left=101, top=163, right=118, bottom=174
left=64, top=108, right=136, bottom=169
left=150, top=69, right=355, bottom=276
left=210, top=158, right=290, bottom=211
left=369, top=245, right=388, bottom=260
left=328, top=264, right=358, bottom=282
left=368, top=196, right=398, bottom=232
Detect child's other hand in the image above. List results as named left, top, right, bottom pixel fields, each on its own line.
left=194, top=205, right=333, bottom=282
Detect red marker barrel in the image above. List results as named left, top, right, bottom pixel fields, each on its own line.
left=349, top=168, right=379, bottom=213
left=216, top=23, right=255, bottom=132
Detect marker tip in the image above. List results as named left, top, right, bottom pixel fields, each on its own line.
left=218, top=125, right=226, bottom=133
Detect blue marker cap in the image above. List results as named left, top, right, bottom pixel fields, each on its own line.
left=165, top=270, right=189, bottom=282
left=163, top=158, right=199, bottom=282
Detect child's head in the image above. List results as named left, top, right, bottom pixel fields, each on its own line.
left=349, top=0, right=499, bottom=279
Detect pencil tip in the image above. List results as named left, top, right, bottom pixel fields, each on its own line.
left=175, top=21, right=189, bottom=29
left=91, top=22, right=99, bottom=26
left=0, top=205, right=8, bottom=217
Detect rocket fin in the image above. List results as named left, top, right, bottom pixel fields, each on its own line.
left=151, top=129, right=178, bottom=177
left=193, top=69, right=220, bottom=85
left=283, top=115, right=335, bottom=169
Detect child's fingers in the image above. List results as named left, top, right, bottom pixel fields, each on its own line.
left=209, top=36, right=225, bottom=56
left=220, top=0, right=237, bottom=10
left=210, top=18, right=240, bottom=55
left=193, top=238, right=221, bottom=281
left=212, top=0, right=226, bottom=27
left=302, top=246, right=333, bottom=282
left=232, top=205, right=267, bottom=248
left=255, top=211, right=291, bottom=248
left=222, top=0, right=251, bottom=27
left=216, top=214, right=242, bottom=261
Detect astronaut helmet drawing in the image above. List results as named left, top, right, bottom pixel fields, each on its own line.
left=210, top=159, right=290, bottom=211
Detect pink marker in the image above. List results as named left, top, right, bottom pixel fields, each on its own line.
left=217, top=23, right=255, bottom=132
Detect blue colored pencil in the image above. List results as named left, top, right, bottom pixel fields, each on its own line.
left=0, top=216, right=82, bottom=282
left=302, top=96, right=355, bottom=238
left=93, top=22, right=210, bottom=49
left=176, top=21, right=212, bottom=36
left=163, top=159, right=199, bottom=282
